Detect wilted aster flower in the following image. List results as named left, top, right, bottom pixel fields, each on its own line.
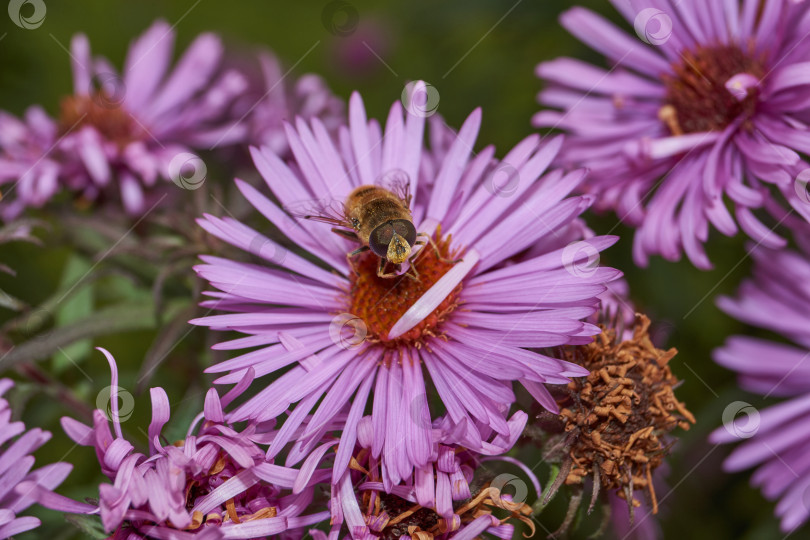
left=317, top=412, right=536, bottom=539
left=539, top=315, right=693, bottom=535
left=193, top=83, right=621, bottom=486
left=710, top=244, right=810, bottom=533
left=26, top=348, right=329, bottom=538
left=0, top=378, right=72, bottom=539
left=534, top=0, right=810, bottom=268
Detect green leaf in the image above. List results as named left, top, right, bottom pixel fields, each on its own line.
left=0, top=302, right=164, bottom=369
left=52, top=254, right=95, bottom=372
left=536, top=463, right=560, bottom=513
left=64, top=514, right=107, bottom=539
left=1, top=267, right=134, bottom=338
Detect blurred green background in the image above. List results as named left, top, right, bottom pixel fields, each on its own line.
left=0, top=0, right=794, bottom=538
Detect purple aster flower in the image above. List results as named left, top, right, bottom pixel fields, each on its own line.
left=1, top=20, right=248, bottom=218
left=534, top=0, right=810, bottom=268
left=710, top=244, right=810, bottom=533
left=228, top=51, right=344, bottom=158
left=0, top=107, right=64, bottom=221
left=192, top=83, right=621, bottom=486
left=609, top=489, right=660, bottom=540
left=26, top=348, right=330, bottom=538
left=57, top=19, right=251, bottom=214
left=303, top=412, right=536, bottom=538
left=1, top=20, right=343, bottom=220
left=0, top=378, right=72, bottom=539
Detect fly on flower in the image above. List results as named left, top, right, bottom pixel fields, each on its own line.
left=193, top=84, right=621, bottom=489
left=289, top=170, right=435, bottom=278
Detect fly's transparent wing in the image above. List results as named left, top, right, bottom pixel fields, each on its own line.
left=376, top=168, right=412, bottom=207
left=284, top=197, right=353, bottom=228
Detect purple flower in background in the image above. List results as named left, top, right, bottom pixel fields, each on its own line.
left=302, top=412, right=536, bottom=538
left=329, top=17, right=393, bottom=78
left=0, top=379, right=71, bottom=539
left=25, top=348, right=329, bottom=538
left=230, top=51, right=344, bottom=158
left=609, top=490, right=660, bottom=540
left=58, top=19, right=250, bottom=214
left=534, top=0, right=810, bottom=269
left=0, top=108, right=64, bottom=221
left=193, top=82, right=621, bottom=486
left=710, top=245, right=810, bottom=533
left=0, top=20, right=245, bottom=218
left=0, top=20, right=345, bottom=220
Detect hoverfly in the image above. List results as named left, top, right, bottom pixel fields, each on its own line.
left=290, top=171, right=423, bottom=278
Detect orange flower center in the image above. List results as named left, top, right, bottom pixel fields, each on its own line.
left=347, top=233, right=462, bottom=349
left=662, top=44, right=765, bottom=135
left=59, top=94, right=140, bottom=145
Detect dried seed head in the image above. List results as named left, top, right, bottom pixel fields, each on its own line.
left=557, top=314, right=695, bottom=514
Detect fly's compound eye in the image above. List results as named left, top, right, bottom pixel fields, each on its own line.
left=391, top=219, right=417, bottom=248
left=370, top=220, right=416, bottom=262
left=369, top=222, right=394, bottom=258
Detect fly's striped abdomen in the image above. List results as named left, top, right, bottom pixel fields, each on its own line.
left=346, top=186, right=412, bottom=245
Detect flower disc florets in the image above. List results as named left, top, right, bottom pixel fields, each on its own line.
left=347, top=232, right=462, bottom=349
left=661, top=44, right=766, bottom=135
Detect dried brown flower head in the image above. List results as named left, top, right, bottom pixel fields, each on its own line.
left=541, top=314, right=695, bottom=534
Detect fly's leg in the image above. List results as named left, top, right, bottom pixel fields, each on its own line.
left=404, top=261, right=421, bottom=282
left=332, top=228, right=361, bottom=242
left=376, top=258, right=416, bottom=281
left=376, top=257, right=395, bottom=278
left=347, top=245, right=370, bottom=276
left=415, top=231, right=462, bottom=265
